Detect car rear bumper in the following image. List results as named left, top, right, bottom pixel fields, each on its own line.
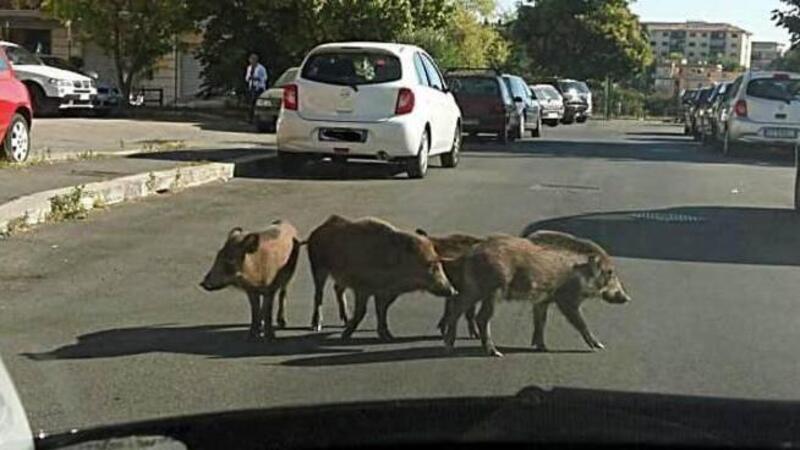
left=462, top=115, right=506, bottom=133
left=59, top=94, right=97, bottom=109
left=541, top=109, right=564, bottom=120
left=277, top=111, right=422, bottom=158
left=728, top=117, right=800, bottom=146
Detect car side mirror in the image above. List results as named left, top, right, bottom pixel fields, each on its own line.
left=513, top=96, right=523, bottom=103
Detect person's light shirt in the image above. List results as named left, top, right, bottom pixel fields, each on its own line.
left=245, top=63, right=268, bottom=91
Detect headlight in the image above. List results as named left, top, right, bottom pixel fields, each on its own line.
left=48, top=78, right=72, bottom=87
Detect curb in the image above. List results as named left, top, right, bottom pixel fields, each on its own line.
left=0, top=162, right=235, bottom=235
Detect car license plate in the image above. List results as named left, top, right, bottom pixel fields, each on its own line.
left=463, top=119, right=479, bottom=126
left=764, top=128, right=797, bottom=139
left=546, top=112, right=559, bottom=118
left=80, top=94, right=90, bottom=101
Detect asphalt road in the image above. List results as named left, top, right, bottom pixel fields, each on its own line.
left=3, top=119, right=800, bottom=433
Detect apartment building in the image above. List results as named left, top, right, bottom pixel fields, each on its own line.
left=643, top=21, right=752, bottom=69
left=0, top=8, right=205, bottom=105
left=750, top=41, right=786, bottom=71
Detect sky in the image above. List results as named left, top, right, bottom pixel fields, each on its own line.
left=497, top=0, right=792, bottom=46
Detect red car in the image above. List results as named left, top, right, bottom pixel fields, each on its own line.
left=445, top=68, right=520, bottom=144
left=0, top=46, right=32, bottom=162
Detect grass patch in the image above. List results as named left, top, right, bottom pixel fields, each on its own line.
left=47, top=185, right=88, bottom=222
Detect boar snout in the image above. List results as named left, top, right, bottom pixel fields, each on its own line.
left=200, top=273, right=227, bottom=292
left=602, top=280, right=631, bottom=304
left=428, top=269, right=458, bottom=297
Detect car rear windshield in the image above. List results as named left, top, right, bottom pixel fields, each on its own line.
left=301, top=52, right=402, bottom=86
left=448, top=77, right=500, bottom=96
left=559, top=80, right=588, bottom=93
left=746, top=77, right=800, bottom=102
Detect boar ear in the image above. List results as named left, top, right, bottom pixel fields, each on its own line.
left=228, top=227, right=244, bottom=239
left=242, top=233, right=260, bottom=253
left=415, top=228, right=429, bottom=237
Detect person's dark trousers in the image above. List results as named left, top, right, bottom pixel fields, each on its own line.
left=248, top=87, right=265, bottom=122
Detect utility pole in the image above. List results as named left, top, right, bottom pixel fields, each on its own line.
left=604, top=75, right=611, bottom=120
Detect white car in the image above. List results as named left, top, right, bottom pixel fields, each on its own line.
left=0, top=41, right=97, bottom=115
left=718, top=71, right=800, bottom=155
left=532, top=84, right=565, bottom=126
left=276, top=42, right=462, bottom=178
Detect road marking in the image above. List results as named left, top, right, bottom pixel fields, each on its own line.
left=530, top=183, right=600, bottom=192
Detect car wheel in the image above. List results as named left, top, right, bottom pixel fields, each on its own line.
left=561, top=116, right=575, bottom=125
left=27, top=84, right=56, bottom=117
left=440, top=123, right=460, bottom=168
left=407, top=129, right=430, bottom=179
left=544, top=119, right=559, bottom=127
left=515, top=115, right=525, bottom=140
left=2, top=114, right=30, bottom=163
left=722, top=129, right=738, bottom=157
left=794, top=162, right=800, bottom=211
left=576, top=116, right=587, bottom=123
left=498, top=123, right=510, bottom=144
left=277, top=151, right=306, bottom=174
left=531, top=118, right=542, bottom=138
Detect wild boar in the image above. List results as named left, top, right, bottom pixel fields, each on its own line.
left=307, top=215, right=457, bottom=340
left=200, top=220, right=302, bottom=341
left=442, top=232, right=630, bottom=357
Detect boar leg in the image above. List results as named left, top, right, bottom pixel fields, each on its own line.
left=342, top=291, right=370, bottom=339
left=310, top=269, right=329, bottom=332
left=334, top=283, right=349, bottom=324
left=262, top=289, right=278, bottom=341
left=246, top=291, right=263, bottom=341
left=556, top=301, right=605, bottom=350
left=465, top=305, right=479, bottom=339
left=276, top=288, right=288, bottom=329
left=443, top=293, right=477, bottom=349
left=476, top=290, right=503, bottom=357
left=375, top=294, right=398, bottom=341
left=531, top=302, right=551, bottom=351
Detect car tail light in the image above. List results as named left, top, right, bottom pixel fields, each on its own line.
left=395, top=88, right=415, bottom=115
left=283, top=84, right=298, bottom=111
left=734, top=99, right=747, bottom=118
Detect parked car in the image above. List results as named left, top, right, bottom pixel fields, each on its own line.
left=537, top=78, right=589, bottom=124
left=699, top=82, right=732, bottom=145
left=255, top=66, right=299, bottom=132
left=0, top=41, right=97, bottom=116
left=680, top=88, right=698, bottom=131
left=532, top=84, right=565, bottom=126
left=685, top=87, right=712, bottom=137
left=446, top=68, right=519, bottom=144
left=38, top=54, right=120, bottom=114
left=691, top=87, right=716, bottom=141
left=276, top=42, right=462, bottom=178
left=715, top=71, right=800, bottom=156
left=0, top=45, right=33, bottom=162
left=502, top=74, right=541, bottom=138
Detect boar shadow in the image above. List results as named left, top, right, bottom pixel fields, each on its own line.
left=233, top=156, right=417, bottom=181
left=281, top=346, right=590, bottom=367
left=522, top=206, right=800, bottom=266
left=21, top=323, right=357, bottom=361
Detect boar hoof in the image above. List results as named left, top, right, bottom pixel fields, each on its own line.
left=531, top=343, right=548, bottom=352
left=246, top=332, right=261, bottom=342
left=264, top=331, right=277, bottom=341
left=487, top=348, right=504, bottom=358
left=377, top=330, right=395, bottom=342
left=589, top=341, right=605, bottom=351
left=341, top=328, right=355, bottom=340
left=311, top=323, right=322, bottom=332
left=276, top=318, right=287, bottom=329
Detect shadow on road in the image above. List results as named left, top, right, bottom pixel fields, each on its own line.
left=127, top=148, right=275, bottom=164
left=21, top=324, right=447, bottom=362
left=522, top=206, right=800, bottom=266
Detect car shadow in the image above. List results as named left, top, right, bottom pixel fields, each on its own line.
left=21, top=324, right=446, bottom=362
left=522, top=206, right=800, bottom=266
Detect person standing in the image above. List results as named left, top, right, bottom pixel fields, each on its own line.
left=245, top=53, right=268, bottom=122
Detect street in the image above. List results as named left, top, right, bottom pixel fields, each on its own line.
left=2, top=119, right=800, bottom=433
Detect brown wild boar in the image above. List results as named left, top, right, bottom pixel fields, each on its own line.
left=442, top=231, right=630, bottom=357
left=307, top=215, right=457, bottom=340
left=200, top=220, right=302, bottom=341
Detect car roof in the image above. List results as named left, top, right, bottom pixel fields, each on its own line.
left=308, top=42, right=420, bottom=57
left=747, top=70, right=800, bottom=79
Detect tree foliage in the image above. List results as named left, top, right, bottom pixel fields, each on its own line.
left=43, top=0, right=195, bottom=103
left=511, top=0, right=652, bottom=81
left=774, top=0, right=800, bottom=47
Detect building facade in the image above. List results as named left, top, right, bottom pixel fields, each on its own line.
left=653, top=61, right=740, bottom=98
left=0, top=8, right=205, bottom=105
left=643, top=21, right=752, bottom=69
left=750, top=41, right=785, bottom=71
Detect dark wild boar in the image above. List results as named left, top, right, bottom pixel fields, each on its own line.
left=200, top=220, right=302, bottom=341
left=307, top=215, right=457, bottom=340
left=443, top=231, right=630, bottom=357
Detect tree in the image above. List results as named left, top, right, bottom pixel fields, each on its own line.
left=774, top=0, right=800, bottom=47
left=195, top=0, right=454, bottom=94
left=511, top=0, right=653, bottom=81
left=43, top=0, right=196, bottom=105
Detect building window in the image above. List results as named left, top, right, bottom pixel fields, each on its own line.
left=731, top=33, right=738, bottom=38
left=688, top=52, right=695, bottom=57
left=731, top=43, right=737, bottom=48
left=689, top=32, right=696, bottom=37
left=730, top=52, right=737, bottom=57
left=650, top=41, right=656, bottom=46
left=689, top=42, right=696, bottom=47
left=662, top=41, right=668, bottom=46
left=700, top=52, right=707, bottom=57
left=701, top=42, right=707, bottom=47
left=661, top=51, right=668, bottom=56
left=663, top=32, right=669, bottom=37
left=701, top=32, right=707, bottom=37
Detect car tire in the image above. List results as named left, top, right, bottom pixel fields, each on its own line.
left=2, top=114, right=30, bottom=163
left=255, top=120, right=273, bottom=133
left=515, top=115, right=525, bottom=140
left=544, top=119, right=559, bottom=127
left=722, top=129, right=739, bottom=157
left=794, top=163, right=800, bottom=211
left=561, top=116, right=575, bottom=125
left=498, top=123, right=510, bottom=144
left=277, top=151, right=306, bottom=174
left=440, top=123, right=460, bottom=168
left=27, top=84, right=56, bottom=117
left=576, top=116, right=587, bottom=124
left=407, top=129, right=430, bottom=179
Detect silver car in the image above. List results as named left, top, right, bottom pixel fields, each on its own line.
left=254, top=67, right=299, bottom=132
left=532, top=84, right=565, bottom=126
left=718, top=71, right=800, bottom=155
left=502, top=74, right=542, bottom=138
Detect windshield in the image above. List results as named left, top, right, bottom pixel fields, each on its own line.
left=747, top=77, right=800, bottom=102
left=301, top=51, right=401, bottom=85
left=3, top=45, right=43, bottom=65
left=4, top=1, right=800, bottom=449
